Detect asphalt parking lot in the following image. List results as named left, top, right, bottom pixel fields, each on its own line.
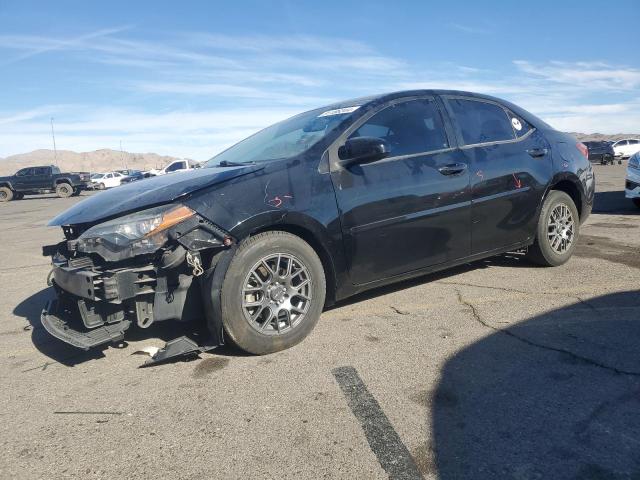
left=1, top=163, right=639, bottom=479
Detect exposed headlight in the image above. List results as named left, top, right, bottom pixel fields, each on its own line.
left=77, top=204, right=195, bottom=259
left=629, top=153, right=640, bottom=170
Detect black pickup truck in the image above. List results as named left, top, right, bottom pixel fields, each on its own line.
left=0, top=165, right=91, bottom=202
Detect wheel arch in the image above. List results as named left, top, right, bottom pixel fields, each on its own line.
left=55, top=177, right=73, bottom=185
left=542, top=173, right=585, bottom=220
left=0, top=181, right=14, bottom=190
left=230, top=212, right=340, bottom=306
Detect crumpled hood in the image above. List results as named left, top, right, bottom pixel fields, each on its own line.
left=49, top=165, right=261, bottom=226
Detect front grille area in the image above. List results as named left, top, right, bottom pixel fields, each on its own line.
left=68, top=256, right=94, bottom=269
left=52, top=250, right=157, bottom=304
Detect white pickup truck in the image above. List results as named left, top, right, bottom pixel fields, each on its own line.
left=147, top=159, right=201, bottom=176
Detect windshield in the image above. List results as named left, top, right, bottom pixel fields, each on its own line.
left=91, top=174, right=104, bottom=179
left=205, top=105, right=359, bottom=167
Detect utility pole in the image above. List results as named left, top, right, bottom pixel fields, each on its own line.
left=120, top=140, right=127, bottom=169
left=50, top=117, right=58, bottom=166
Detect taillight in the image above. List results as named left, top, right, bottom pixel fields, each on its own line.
left=576, top=142, right=589, bottom=159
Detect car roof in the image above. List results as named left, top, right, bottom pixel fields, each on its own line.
left=319, top=89, right=553, bottom=131
left=325, top=89, right=513, bottom=107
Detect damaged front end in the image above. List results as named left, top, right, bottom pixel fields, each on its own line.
left=41, top=203, right=232, bottom=354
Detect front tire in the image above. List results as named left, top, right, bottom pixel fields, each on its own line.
left=215, top=231, right=326, bottom=355
left=527, top=190, right=580, bottom=267
left=56, top=182, right=73, bottom=198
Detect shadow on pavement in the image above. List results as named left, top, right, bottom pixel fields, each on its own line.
left=592, top=190, right=638, bottom=215
left=432, top=290, right=640, bottom=479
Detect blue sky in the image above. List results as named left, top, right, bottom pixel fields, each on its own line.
left=0, top=0, right=639, bottom=159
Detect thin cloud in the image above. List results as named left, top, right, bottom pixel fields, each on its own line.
left=514, top=60, right=640, bottom=91
left=0, top=27, right=638, bottom=158
left=0, top=26, right=132, bottom=65
left=447, top=23, right=491, bottom=34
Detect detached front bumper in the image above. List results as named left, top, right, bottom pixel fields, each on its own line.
left=41, top=299, right=131, bottom=350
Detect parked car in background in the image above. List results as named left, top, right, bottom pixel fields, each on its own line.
left=583, top=141, right=616, bottom=165
left=147, top=159, right=201, bottom=176
left=120, top=170, right=145, bottom=184
left=90, top=171, right=125, bottom=190
left=613, top=139, right=640, bottom=159
left=626, top=151, right=640, bottom=209
left=0, top=165, right=89, bottom=202
left=41, top=89, right=595, bottom=358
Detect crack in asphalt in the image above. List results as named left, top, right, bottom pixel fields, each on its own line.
left=390, top=306, right=410, bottom=315
left=454, top=288, right=640, bottom=377
left=439, top=280, right=599, bottom=313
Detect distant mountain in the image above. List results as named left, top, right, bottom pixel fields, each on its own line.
left=570, top=133, right=640, bottom=142
left=2, top=134, right=639, bottom=175
left=0, top=149, right=189, bottom=175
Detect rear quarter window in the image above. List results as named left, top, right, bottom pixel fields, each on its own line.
left=447, top=98, right=515, bottom=146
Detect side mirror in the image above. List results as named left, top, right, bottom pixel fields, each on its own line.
left=338, top=137, right=390, bottom=165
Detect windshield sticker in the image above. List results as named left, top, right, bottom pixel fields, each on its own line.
left=511, top=117, right=523, bottom=131
left=318, top=106, right=360, bottom=117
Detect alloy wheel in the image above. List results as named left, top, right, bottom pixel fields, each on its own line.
left=547, top=203, right=575, bottom=254
left=241, top=253, right=312, bottom=335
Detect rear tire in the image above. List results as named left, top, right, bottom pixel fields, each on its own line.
left=214, top=231, right=326, bottom=355
left=527, top=190, right=580, bottom=267
left=0, top=187, right=14, bottom=202
left=56, top=182, right=73, bottom=198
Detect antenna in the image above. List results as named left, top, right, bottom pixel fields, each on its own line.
left=50, top=117, right=58, bottom=166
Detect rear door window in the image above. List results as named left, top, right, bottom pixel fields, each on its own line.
left=447, top=98, right=515, bottom=146
left=350, top=98, right=449, bottom=157
left=506, top=110, right=532, bottom=138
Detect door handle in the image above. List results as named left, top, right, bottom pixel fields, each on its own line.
left=438, top=163, right=467, bottom=176
left=527, top=147, right=548, bottom=158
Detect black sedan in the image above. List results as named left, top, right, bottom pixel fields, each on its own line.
left=119, top=170, right=145, bottom=184
left=583, top=141, right=616, bottom=165
left=41, top=90, right=595, bottom=357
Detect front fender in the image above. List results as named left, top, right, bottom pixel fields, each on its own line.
left=227, top=210, right=345, bottom=305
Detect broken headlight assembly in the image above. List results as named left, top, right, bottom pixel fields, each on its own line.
left=76, top=204, right=195, bottom=260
